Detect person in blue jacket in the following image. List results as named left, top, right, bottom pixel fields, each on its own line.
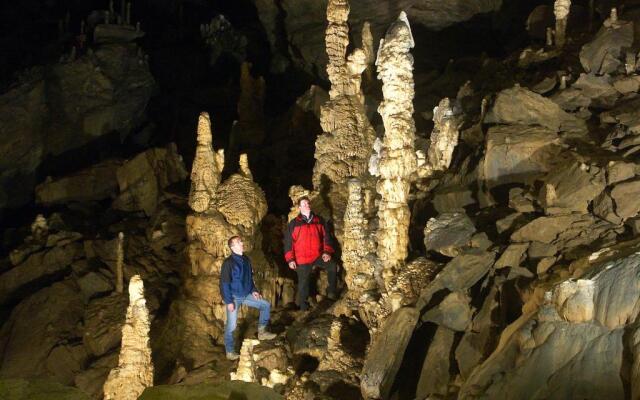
left=220, top=235, right=276, bottom=360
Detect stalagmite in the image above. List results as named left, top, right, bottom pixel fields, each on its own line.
left=312, top=0, right=376, bottom=238
left=546, top=27, right=554, bottom=47
left=342, top=178, right=377, bottom=310
left=230, top=339, right=260, bottom=382
left=188, top=112, right=224, bottom=213
left=375, top=11, right=417, bottom=287
left=103, top=275, right=153, bottom=400
left=30, top=214, right=48, bottom=242
left=116, top=232, right=124, bottom=294
left=418, top=97, right=461, bottom=178
left=554, top=0, right=571, bottom=48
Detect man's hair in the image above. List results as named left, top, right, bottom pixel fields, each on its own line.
left=297, top=196, right=310, bottom=206
left=227, top=235, right=241, bottom=249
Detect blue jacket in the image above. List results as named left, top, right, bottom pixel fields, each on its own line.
left=219, top=253, right=258, bottom=304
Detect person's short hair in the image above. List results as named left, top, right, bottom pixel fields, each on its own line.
left=297, top=196, right=310, bottom=206
left=227, top=235, right=241, bottom=249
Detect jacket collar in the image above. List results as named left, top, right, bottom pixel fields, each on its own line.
left=297, top=212, right=315, bottom=223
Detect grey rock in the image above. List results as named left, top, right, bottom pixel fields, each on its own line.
left=0, top=242, right=82, bottom=305
left=82, top=293, right=128, bottom=357
left=495, top=243, right=529, bottom=269
left=580, top=21, right=634, bottom=75
left=424, top=213, right=476, bottom=257
left=422, top=291, right=473, bottom=331
left=416, top=326, right=456, bottom=398
left=485, top=86, right=586, bottom=133
left=511, top=214, right=585, bottom=244
left=611, top=179, right=640, bottom=220
left=360, top=307, right=419, bottom=400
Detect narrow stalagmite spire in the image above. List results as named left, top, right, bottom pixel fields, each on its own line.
left=188, top=112, right=224, bottom=213
left=103, top=275, right=153, bottom=400
left=116, top=232, right=124, bottom=294
left=375, top=11, right=417, bottom=287
left=420, top=98, right=460, bottom=177
left=239, top=153, right=253, bottom=180
left=342, top=178, right=375, bottom=306
left=554, top=0, right=571, bottom=48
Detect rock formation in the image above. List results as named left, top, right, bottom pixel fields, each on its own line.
left=155, top=112, right=271, bottom=377
left=418, top=97, right=462, bottom=178
left=312, top=0, right=376, bottom=238
left=230, top=339, right=261, bottom=382
left=374, top=11, right=417, bottom=288
left=103, top=275, right=153, bottom=400
left=231, top=62, right=266, bottom=149
left=115, top=232, right=124, bottom=294
left=553, top=0, right=571, bottom=48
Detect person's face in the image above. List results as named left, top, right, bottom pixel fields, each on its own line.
left=231, top=238, right=244, bottom=253
left=299, top=199, right=311, bottom=215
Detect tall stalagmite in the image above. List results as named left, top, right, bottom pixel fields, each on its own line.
left=312, top=0, right=376, bottom=238
left=375, top=11, right=417, bottom=288
left=554, top=0, right=571, bottom=48
left=155, top=113, right=268, bottom=376
left=418, top=97, right=461, bottom=178
left=103, top=275, right=153, bottom=400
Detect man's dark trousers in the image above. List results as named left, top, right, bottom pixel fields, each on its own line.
left=296, top=256, right=337, bottom=310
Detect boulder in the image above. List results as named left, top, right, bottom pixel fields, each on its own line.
left=0, top=281, right=85, bottom=383
left=0, top=242, right=82, bottom=305
left=484, top=86, right=586, bottom=133
left=416, top=326, right=456, bottom=399
left=511, top=214, right=585, bottom=244
left=35, top=160, right=122, bottom=205
left=580, top=21, right=634, bottom=75
left=82, top=293, right=128, bottom=357
left=482, top=125, right=561, bottom=187
left=495, top=243, right=529, bottom=269
left=0, top=379, right=91, bottom=400
left=459, top=248, right=640, bottom=399
left=424, top=213, right=476, bottom=257
left=611, top=179, right=640, bottom=220
left=77, top=271, right=114, bottom=300
left=422, top=291, right=473, bottom=331
left=360, top=307, right=419, bottom=400
left=600, top=97, right=640, bottom=134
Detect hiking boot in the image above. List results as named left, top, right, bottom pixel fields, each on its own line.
left=226, top=352, right=240, bottom=361
left=257, top=326, right=277, bottom=340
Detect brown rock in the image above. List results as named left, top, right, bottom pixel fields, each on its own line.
left=416, top=326, right=456, bottom=398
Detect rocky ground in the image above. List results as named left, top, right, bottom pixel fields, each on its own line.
left=4, top=1, right=640, bottom=400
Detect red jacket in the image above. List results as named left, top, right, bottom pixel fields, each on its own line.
left=284, top=213, right=335, bottom=265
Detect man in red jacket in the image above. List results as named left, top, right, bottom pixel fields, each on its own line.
left=284, top=196, right=337, bottom=310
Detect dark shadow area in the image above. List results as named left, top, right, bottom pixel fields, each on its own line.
left=293, top=354, right=319, bottom=376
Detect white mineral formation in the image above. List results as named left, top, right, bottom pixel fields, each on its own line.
left=554, top=0, right=571, bottom=48
left=188, top=112, right=224, bottom=213
left=230, top=338, right=260, bottom=382
left=342, top=178, right=376, bottom=308
left=116, top=232, right=124, bottom=294
left=30, top=214, right=48, bottom=242
left=418, top=97, right=461, bottom=178
left=375, top=11, right=417, bottom=287
left=313, top=0, right=376, bottom=235
left=103, top=275, right=153, bottom=400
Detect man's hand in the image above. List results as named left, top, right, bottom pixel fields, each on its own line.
left=227, top=303, right=235, bottom=312
left=322, top=253, right=331, bottom=262
left=252, top=291, right=262, bottom=300
left=288, top=261, right=297, bottom=270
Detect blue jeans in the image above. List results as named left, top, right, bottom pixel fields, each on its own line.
left=224, top=293, right=271, bottom=353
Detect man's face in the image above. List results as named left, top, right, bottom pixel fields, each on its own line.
left=231, top=238, right=244, bottom=253
left=299, top=199, right=311, bottom=215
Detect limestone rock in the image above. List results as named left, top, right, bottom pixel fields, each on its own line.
left=0, top=281, right=85, bottom=383
left=482, top=125, right=560, bottom=187
left=416, top=326, right=456, bottom=399
left=419, top=97, right=461, bottom=177
left=75, top=353, right=119, bottom=399
left=103, top=276, right=154, bottom=400
left=600, top=97, right=640, bottom=134
left=77, top=271, right=114, bottom=300
left=511, top=214, right=585, bottom=243
left=138, top=381, right=283, bottom=400
left=0, top=242, right=82, bottom=305
left=495, top=243, right=529, bottom=269
left=538, top=158, right=606, bottom=213
left=112, top=144, right=188, bottom=216
left=188, top=112, right=224, bottom=213
left=580, top=19, right=633, bottom=75
left=459, top=248, right=640, bottom=399
left=35, top=160, right=122, bottom=205
left=360, top=307, right=418, bottom=400
left=424, top=213, right=476, bottom=257
left=611, top=179, right=640, bottom=220
left=0, top=379, right=91, bottom=400
left=484, top=86, right=586, bottom=133
left=418, top=250, right=495, bottom=308
left=83, top=294, right=128, bottom=357
left=422, top=291, right=473, bottom=331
